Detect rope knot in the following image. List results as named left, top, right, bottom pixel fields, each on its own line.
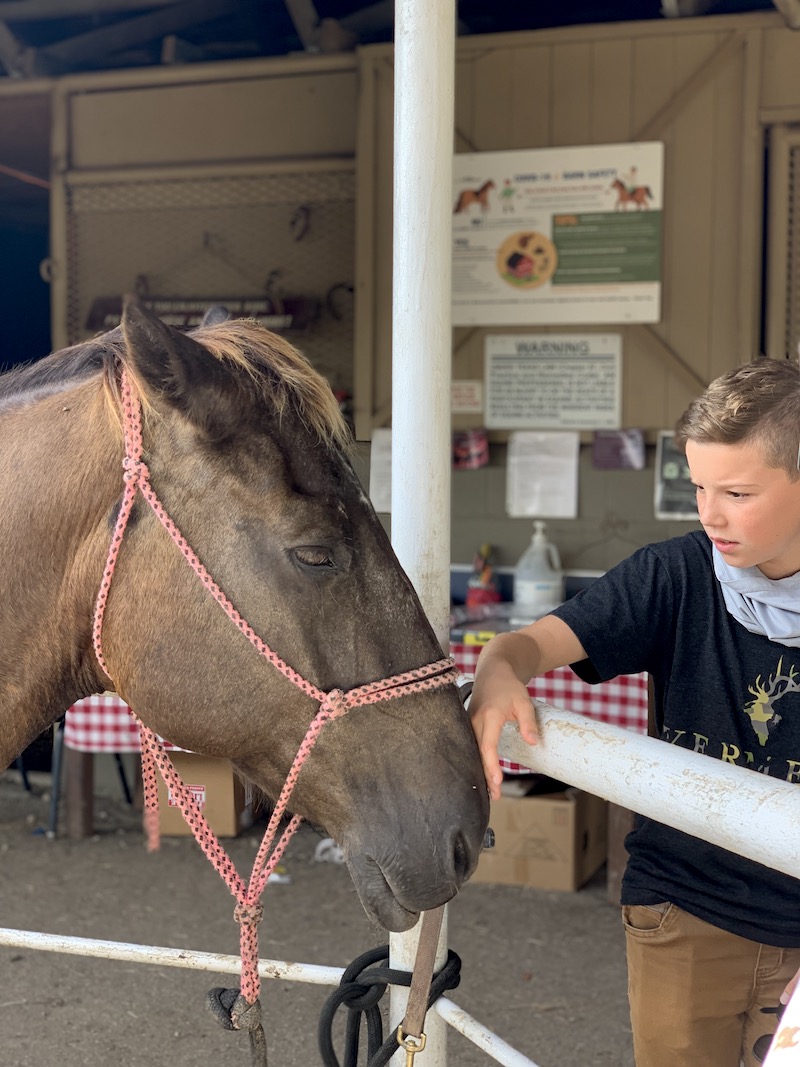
left=322, top=688, right=348, bottom=720
left=122, top=456, right=148, bottom=483
left=234, top=901, right=264, bottom=927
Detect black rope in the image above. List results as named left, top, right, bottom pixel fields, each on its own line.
left=318, top=945, right=462, bottom=1067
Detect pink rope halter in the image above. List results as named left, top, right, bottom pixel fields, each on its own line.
left=91, top=367, right=458, bottom=1007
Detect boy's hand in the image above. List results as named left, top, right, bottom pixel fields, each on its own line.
left=470, top=666, right=539, bottom=801
left=467, top=619, right=586, bottom=800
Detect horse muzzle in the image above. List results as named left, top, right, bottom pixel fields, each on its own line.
left=342, top=808, right=488, bottom=931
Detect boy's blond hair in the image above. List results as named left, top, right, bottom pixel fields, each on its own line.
left=675, top=357, right=800, bottom=479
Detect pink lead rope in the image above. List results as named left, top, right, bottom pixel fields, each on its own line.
left=91, top=366, right=459, bottom=1007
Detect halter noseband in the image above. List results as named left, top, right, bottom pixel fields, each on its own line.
left=91, top=366, right=458, bottom=1006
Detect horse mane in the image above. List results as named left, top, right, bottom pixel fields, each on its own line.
left=1, top=320, right=352, bottom=454
left=0, top=333, right=120, bottom=404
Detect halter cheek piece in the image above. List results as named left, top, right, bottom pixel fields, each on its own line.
left=91, top=366, right=459, bottom=1008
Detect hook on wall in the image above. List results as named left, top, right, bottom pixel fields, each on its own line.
left=290, top=205, right=311, bottom=242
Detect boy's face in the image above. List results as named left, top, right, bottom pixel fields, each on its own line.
left=685, top=438, right=800, bottom=579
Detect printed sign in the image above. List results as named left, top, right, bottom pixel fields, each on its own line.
left=485, top=333, right=621, bottom=430
left=453, top=142, right=664, bottom=326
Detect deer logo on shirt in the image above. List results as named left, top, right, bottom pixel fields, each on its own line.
left=743, top=657, right=800, bottom=746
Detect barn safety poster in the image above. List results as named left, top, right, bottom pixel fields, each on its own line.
left=452, top=142, right=664, bottom=326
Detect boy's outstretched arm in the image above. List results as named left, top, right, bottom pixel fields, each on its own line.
left=469, top=615, right=587, bottom=800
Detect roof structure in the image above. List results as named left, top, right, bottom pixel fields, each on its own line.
left=0, top=0, right=790, bottom=80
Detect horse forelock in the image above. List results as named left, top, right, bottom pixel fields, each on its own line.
left=187, top=318, right=353, bottom=455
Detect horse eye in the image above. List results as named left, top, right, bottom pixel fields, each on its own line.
left=294, top=546, right=336, bottom=569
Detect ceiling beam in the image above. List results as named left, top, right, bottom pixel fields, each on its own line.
left=283, top=0, right=319, bottom=51
left=0, top=0, right=179, bottom=19
left=660, top=0, right=715, bottom=14
left=339, top=0, right=393, bottom=35
left=772, top=0, right=800, bottom=28
left=31, top=0, right=242, bottom=72
left=0, top=19, right=30, bottom=76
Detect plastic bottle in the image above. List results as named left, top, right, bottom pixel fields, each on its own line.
left=512, top=520, right=564, bottom=620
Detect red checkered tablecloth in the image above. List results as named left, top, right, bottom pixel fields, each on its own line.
left=64, top=693, right=178, bottom=753
left=452, top=639, right=649, bottom=774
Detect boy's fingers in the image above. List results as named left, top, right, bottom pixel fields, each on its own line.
left=474, top=724, right=503, bottom=800
left=515, top=698, right=539, bottom=745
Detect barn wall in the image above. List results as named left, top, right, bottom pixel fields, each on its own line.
left=47, top=55, right=358, bottom=395
left=6, top=14, right=800, bottom=573
left=355, top=10, right=800, bottom=571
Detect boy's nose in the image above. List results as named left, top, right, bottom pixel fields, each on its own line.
left=698, top=495, right=723, bottom=527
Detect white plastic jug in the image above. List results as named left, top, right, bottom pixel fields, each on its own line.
left=513, top=520, right=564, bottom=618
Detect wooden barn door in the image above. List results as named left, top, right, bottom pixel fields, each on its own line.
left=355, top=19, right=765, bottom=439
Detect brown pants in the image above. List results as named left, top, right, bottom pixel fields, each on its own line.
left=623, top=903, right=800, bottom=1067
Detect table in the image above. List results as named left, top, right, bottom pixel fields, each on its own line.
left=61, top=694, right=177, bottom=838
left=65, top=692, right=145, bottom=752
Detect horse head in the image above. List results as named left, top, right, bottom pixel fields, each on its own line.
left=0, top=299, right=488, bottom=931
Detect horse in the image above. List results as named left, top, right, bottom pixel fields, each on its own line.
left=0, top=297, right=489, bottom=933
left=611, top=178, right=653, bottom=211
left=454, top=179, right=496, bottom=214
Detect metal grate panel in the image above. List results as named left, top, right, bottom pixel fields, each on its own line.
left=64, top=169, right=355, bottom=393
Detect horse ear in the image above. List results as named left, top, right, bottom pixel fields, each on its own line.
left=200, top=304, right=232, bottom=326
left=121, top=295, right=240, bottom=438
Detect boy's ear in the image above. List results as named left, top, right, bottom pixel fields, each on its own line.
left=120, top=295, right=241, bottom=440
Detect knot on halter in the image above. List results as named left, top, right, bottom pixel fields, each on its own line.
left=234, top=901, right=264, bottom=927
left=321, top=688, right=348, bottom=720
left=122, top=456, right=149, bottom=484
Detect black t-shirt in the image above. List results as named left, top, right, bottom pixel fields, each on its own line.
left=552, top=530, right=800, bottom=946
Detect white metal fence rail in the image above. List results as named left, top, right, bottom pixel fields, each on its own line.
left=4, top=705, right=800, bottom=1063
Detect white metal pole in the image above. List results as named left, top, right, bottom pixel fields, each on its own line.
left=390, top=0, right=455, bottom=646
left=389, top=0, right=456, bottom=1062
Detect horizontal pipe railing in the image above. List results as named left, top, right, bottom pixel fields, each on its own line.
left=0, top=927, right=539, bottom=1066
left=501, top=703, right=800, bottom=879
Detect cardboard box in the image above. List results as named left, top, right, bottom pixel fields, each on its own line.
left=155, top=752, right=251, bottom=838
left=471, top=788, right=608, bottom=891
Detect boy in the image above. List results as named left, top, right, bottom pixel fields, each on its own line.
left=470, top=357, right=800, bottom=1067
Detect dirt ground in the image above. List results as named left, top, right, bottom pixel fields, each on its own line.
left=0, top=768, right=634, bottom=1067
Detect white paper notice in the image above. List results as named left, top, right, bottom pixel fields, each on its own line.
left=368, top=428, right=392, bottom=512
left=506, top=431, right=579, bottom=518
left=451, top=379, right=484, bottom=414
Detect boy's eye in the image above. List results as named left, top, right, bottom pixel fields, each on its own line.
left=728, top=491, right=748, bottom=499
